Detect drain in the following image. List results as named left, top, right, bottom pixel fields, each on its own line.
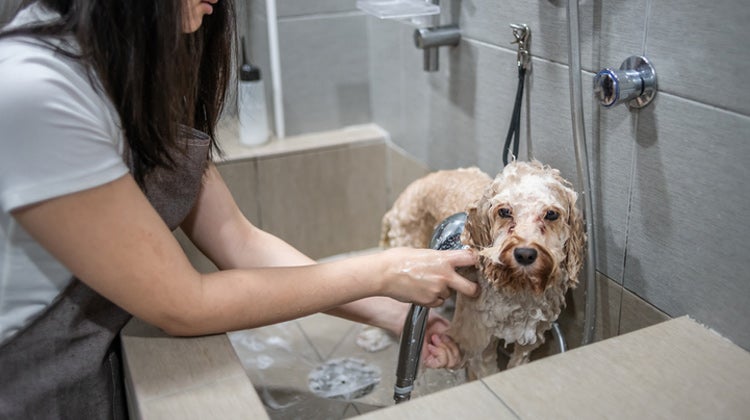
left=308, top=357, right=381, bottom=400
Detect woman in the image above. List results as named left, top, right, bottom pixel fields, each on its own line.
left=0, top=1, right=476, bottom=418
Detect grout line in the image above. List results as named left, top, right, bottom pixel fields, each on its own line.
left=463, top=36, right=750, bottom=118
left=478, top=379, right=521, bottom=419
left=463, top=37, right=592, bottom=73
left=618, top=110, right=640, bottom=334
left=295, top=320, right=324, bottom=362
left=641, top=0, right=653, bottom=56
left=324, top=324, right=358, bottom=360
left=656, top=90, right=750, bottom=118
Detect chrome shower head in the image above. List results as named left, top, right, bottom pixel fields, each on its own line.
left=429, top=212, right=467, bottom=250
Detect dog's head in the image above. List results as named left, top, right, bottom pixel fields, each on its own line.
left=461, top=160, right=585, bottom=294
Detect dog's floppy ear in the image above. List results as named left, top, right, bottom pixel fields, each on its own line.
left=462, top=196, right=493, bottom=249
left=564, top=195, right=586, bottom=288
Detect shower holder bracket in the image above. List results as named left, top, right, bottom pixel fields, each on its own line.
left=594, top=55, right=657, bottom=109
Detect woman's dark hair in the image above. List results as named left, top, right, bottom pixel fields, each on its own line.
left=1, top=0, right=235, bottom=186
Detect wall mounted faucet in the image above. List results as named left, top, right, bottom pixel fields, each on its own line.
left=414, top=25, right=461, bottom=72
left=594, top=56, right=657, bottom=108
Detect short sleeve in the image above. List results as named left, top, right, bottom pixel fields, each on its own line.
left=0, top=40, right=129, bottom=212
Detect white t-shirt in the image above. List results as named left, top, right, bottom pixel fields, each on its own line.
left=0, top=4, right=130, bottom=342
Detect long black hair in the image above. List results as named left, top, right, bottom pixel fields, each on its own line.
left=0, top=0, right=235, bottom=186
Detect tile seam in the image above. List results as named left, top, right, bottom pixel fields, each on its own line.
left=478, top=378, right=521, bottom=419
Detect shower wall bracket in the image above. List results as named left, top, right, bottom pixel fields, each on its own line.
left=594, top=56, right=657, bottom=109
left=413, top=25, right=461, bottom=72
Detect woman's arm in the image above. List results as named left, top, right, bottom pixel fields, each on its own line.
left=181, top=165, right=466, bottom=335
left=13, top=169, right=477, bottom=337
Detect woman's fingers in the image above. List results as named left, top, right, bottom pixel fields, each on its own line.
left=442, top=249, right=479, bottom=297
left=382, top=247, right=478, bottom=306
left=442, top=248, right=478, bottom=268
left=423, top=334, right=462, bottom=369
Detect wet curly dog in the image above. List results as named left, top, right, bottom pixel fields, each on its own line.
left=381, top=160, right=585, bottom=379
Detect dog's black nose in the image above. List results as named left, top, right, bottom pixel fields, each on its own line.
left=513, top=247, right=538, bottom=265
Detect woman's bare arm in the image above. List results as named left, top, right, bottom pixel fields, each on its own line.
left=13, top=170, right=477, bottom=336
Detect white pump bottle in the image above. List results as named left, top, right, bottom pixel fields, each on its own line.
left=238, top=40, right=270, bottom=146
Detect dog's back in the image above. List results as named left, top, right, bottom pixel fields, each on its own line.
left=380, top=167, right=492, bottom=249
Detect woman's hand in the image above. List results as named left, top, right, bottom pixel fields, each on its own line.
left=378, top=247, right=478, bottom=307
left=420, top=313, right=462, bottom=369
left=423, top=333, right=462, bottom=369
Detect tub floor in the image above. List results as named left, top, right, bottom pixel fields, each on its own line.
left=227, top=248, right=568, bottom=419
left=229, top=313, right=466, bottom=419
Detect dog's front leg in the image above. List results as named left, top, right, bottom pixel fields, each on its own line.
left=466, top=336, right=501, bottom=381
left=507, top=341, right=542, bottom=369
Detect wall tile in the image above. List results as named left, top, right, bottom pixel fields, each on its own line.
left=373, top=27, right=631, bottom=280
left=590, top=79, right=637, bottom=282
left=276, top=0, right=358, bottom=17
left=482, top=317, right=750, bottom=419
left=121, top=319, right=246, bottom=401
left=625, top=93, right=750, bottom=349
left=247, top=0, right=266, bottom=16
left=534, top=272, right=623, bottom=361
left=174, top=228, right=217, bottom=274
left=0, top=0, right=21, bottom=25
left=521, top=59, right=635, bottom=283
left=618, top=287, right=670, bottom=335
left=524, top=59, right=586, bottom=182
left=256, top=143, right=387, bottom=259
left=173, top=159, right=260, bottom=274
left=250, top=0, right=360, bottom=18
left=278, top=14, right=372, bottom=136
left=386, top=145, right=430, bottom=209
left=646, top=0, right=750, bottom=115
left=429, top=41, right=517, bottom=173
left=367, top=17, right=404, bottom=156
left=396, top=21, right=433, bottom=163
left=457, top=0, right=647, bottom=72
left=231, top=5, right=272, bottom=125
left=218, top=159, right=262, bottom=224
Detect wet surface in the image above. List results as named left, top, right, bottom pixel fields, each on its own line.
left=308, top=357, right=381, bottom=400
left=228, top=314, right=466, bottom=419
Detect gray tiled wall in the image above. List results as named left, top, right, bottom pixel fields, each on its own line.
left=246, top=1, right=371, bottom=137
left=0, top=0, right=21, bottom=26
left=365, top=0, right=750, bottom=349
left=244, top=0, right=749, bottom=350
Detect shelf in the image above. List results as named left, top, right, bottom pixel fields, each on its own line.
left=356, top=0, right=439, bottom=20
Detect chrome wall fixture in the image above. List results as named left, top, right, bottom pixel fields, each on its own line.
left=414, top=25, right=461, bottom=72
left=594, top=56, right=657, bottom=108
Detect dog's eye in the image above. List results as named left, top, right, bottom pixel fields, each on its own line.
left=544, top=210, right=560, bottom=221
left=498, top=208, right=512, bottom=218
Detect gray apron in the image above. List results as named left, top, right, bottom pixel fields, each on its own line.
left=0, top=126, right=211, bottom=419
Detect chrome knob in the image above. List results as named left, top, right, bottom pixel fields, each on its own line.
left=594, top=56, right=657, bottom=108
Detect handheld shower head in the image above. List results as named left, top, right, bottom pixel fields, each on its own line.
left=393, top=212, right=468, bottom=404
left=429, top=212, right=468, bottom=250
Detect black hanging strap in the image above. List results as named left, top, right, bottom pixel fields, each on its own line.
left=503, top=24, right=531, bottom=166
left=503, top=66, right=526, bottom=166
